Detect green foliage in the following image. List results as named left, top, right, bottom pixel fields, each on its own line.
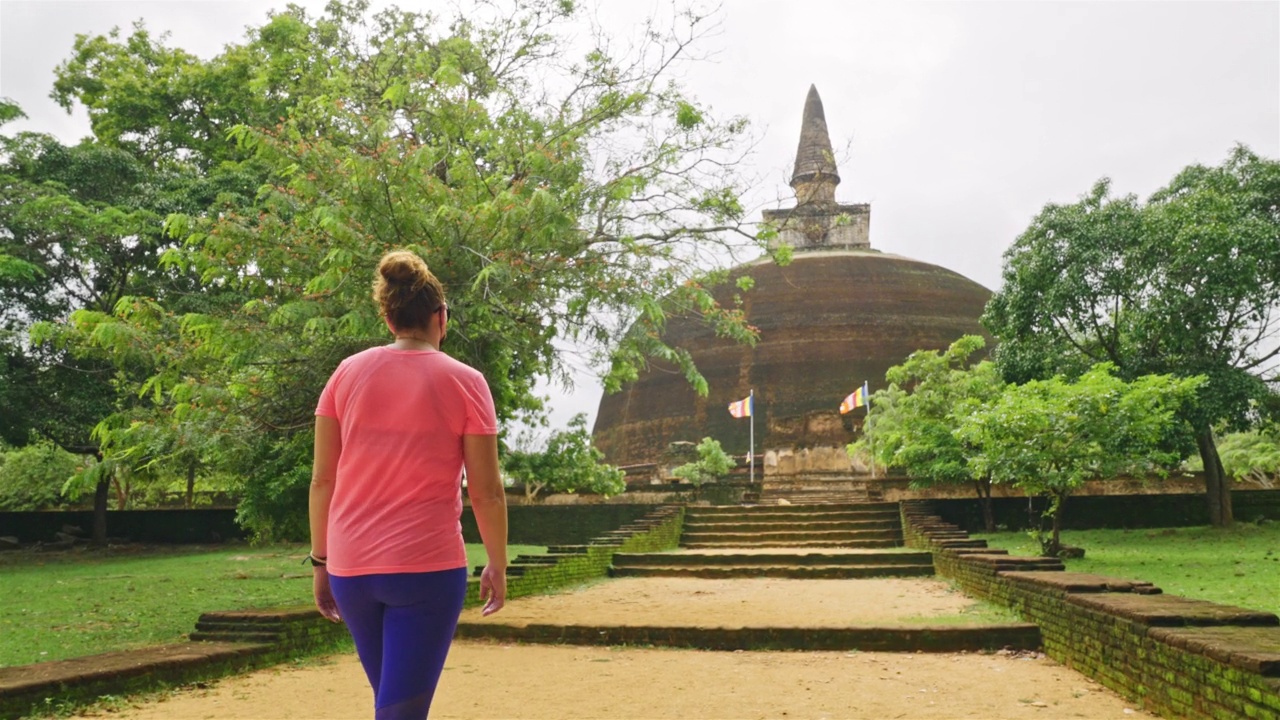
left=502, top=414, right=625, bottom=501
left=983, top=146, right=1280, bottom=525
left=39, top=0, right=775, bottom=534
left=0, top=442, right=84, bottom=510
left=671, top=436, right=734, bottom=486
left=1212, top=425, right=1280, bottom=486
left=855, top=335, right=1004, bottom=484
left=957, top=365, right=1204, bottom=555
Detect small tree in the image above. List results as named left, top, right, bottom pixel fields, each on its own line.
left=671, top=437, right=734, bottom=487
left=853, top=335, right=1006, bottom=531
left=957, top=364, right=1203, bottom=556
left=502, top=414, right=625, bottom=502
left=1212, top=424, right=1280, bottom=488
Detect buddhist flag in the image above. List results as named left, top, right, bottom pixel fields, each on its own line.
left=728, top=395, right=753, bottom=418
left=840, top=381, right=870, bottom=414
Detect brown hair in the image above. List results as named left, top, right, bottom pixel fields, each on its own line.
left=373, top=250, right=446, bottom=333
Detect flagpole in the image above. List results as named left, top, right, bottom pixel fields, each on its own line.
left=749, top=389, right=755, bottom=484
left=865, top=381, right=875, bottom=480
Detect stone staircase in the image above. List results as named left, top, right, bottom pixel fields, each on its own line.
left=680, top=503, right=903, bottom=549
left=610, top=549, right=934, bottom=579
left=758, top=475, right=884, bottom=505
left=607, top=501, right=933, bottom=580
left=474, top=505, right=681, bottom=577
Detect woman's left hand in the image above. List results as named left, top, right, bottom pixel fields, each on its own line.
left=313, top=567, right=341, bottom=622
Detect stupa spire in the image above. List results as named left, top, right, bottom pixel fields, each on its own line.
left=790, top=84, right=840, bottom=205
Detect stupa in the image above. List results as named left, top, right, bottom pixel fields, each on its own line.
left=591, top=86, right=992, bottom=468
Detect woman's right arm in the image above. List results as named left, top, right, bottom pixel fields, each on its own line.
left=464, top=433, right=507, bottom=616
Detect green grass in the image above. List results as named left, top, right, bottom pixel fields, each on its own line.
left=974, top=523, right=1280, bottom=616
left=0, top=542, right=544, bottom=669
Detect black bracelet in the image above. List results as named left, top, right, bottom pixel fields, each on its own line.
left=303, top=553, right=327, bottom=567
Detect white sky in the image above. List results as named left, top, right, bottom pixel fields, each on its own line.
left=2, top=0, right=1278, bottom=434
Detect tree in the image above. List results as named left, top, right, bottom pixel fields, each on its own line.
left=983, top=146, right=1280, bottom=527
left=957, top=365, right=1203, bottom=556
left=671, top=436, right=734, bottom=486
left=0, top=100, right=185, bottom=542
left=56, top=1, right=771, bottom=537
left=853, top=335, right=1006, bottom=531
left=502, top=414, right=624, bottom=501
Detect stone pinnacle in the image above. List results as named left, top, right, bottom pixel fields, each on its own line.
left=790, top=84, right=840, bottom=204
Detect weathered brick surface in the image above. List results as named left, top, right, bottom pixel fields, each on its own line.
left=901, top=500, right=1280, bottom=720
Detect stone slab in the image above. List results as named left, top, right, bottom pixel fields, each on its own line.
left=1068, top=593, right=1280, bottom=627
left=1001, top=571, right=1160, bottom=594
left=0, top=642, right=270, bottom=696
left=454, top=622, right=1041, bottom=653
left=1149, top=625, right=1280, bottom=676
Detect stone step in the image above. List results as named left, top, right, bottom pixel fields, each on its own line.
left=683, top=519, right=900, bottom=533
left=686, top=509, right=898, bottom=521
left=690, top=502, right=898, bottom=514
left=611, top=551, right=932, bottom=567
left=609, top=564, right=935, bottom=579
left=188, top=631, right=281, bottom=644
left=454, top=622, right=1042, bottom=653
left=683, top=539, right=902, bottom=549
left=681, top=529, right=901, bottom=544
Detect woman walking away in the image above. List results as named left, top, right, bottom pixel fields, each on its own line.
left=308, top=249, right=508, bottom=720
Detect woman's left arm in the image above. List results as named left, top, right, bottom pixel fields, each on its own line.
left=309, top=415, right=342, bottom=622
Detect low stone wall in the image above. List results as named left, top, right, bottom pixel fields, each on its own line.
left=465, top=505, right=685, bottom=606
left=901, top=501, right=1280, bottom=720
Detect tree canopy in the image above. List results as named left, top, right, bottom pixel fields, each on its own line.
left=983, top=146, right=1280, bottom=526
left=957, top=365, right=1203, bottom=555
left=502, top=414, right=624, bottom=501
left=13, top=0, right=772, bottom=538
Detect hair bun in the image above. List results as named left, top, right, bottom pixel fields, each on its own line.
left=378, top=251, right=429, bottom=290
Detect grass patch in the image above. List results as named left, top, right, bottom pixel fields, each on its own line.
left=0, top=542, right=544, bottom=669
left=974, top=523, right=1280, bottom=616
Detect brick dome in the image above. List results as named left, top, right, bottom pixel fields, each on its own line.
left=591, top=249, right=992, bottom=465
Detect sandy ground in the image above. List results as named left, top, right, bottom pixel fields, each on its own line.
left=460, top=577, right=993, bottom=628
left=67, top=577, right=1154, bottom=718
left=78, top=642, right=1156, bottom=720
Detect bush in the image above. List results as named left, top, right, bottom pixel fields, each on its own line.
left=671, top=437, right=733, bottom=486
left=0, top=442, right=84, bottom=510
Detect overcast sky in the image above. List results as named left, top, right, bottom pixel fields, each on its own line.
left=2, top=0, right=1278, bottom=433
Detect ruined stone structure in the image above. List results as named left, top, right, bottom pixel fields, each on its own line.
left=592, top=86, right=992, bottom=469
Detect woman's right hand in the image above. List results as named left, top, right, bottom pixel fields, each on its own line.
left=479, top=563, right=507, bottom=616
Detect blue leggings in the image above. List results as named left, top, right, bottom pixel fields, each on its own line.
left=329, top=567, right=468, bottom=720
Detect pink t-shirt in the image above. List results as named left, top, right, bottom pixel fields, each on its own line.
left=315, top=346, right=498, bottom=577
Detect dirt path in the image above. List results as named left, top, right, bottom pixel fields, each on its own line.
left=80, top=642, right=1154, bottom=719
left=461, top=577, right=998, bottom=627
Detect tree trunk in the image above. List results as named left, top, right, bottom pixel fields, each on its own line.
left=186, top=462, right=197, bottom=509
left=92, top=478, right=110, bottom=546
left=972, top=478, right=995, bottom=533
left=1195, top=427, right=1234, bottom=527
left=1050, top=501, right=1063, bottom=557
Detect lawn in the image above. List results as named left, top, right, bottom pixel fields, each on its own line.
left=975, top=523, right=1280, bottom=616
left=0, top=543, right=545, bottom=669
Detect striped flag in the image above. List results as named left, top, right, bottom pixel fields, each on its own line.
left=839, top=381, right=870, bottom=414
left=727, top=395, right=753, bottom=418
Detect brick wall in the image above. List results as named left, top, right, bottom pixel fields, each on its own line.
left=901, top=502, right=1280, bottom=720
